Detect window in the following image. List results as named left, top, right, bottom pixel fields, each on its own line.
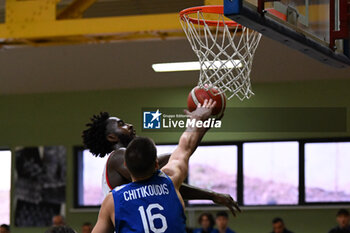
left=243, top=142, right=299, bottom=205
left=76, top=149, right=108, bottom=207
left=153, top=144, right=238, bottom=205
left=305, top=142, right=350, bottom=202
left=156, top=145, right=177, bottom=156
left=0, top=150, right=11, bottom=224
left=188, top=145, right=237, bottom=205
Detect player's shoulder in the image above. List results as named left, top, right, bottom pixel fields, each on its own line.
left=108, top=148, right=126, bottom=167
left=99, top=192, right=115, bottom=220
left=157, top=170, right=168, bottom=179
left=112, top=184, right=128, bottom=193
left=102, top=192, right=115, bottom=207
left=155, top=170, right=174, bottom=185
left=110, top=148, right=126, bottom=159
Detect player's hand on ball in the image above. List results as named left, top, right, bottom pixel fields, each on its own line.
left=187, top=86, right=226, bottom=119
left=212, top=193, right=241, bottom=217
left=184, top=99, right=216, bottom=121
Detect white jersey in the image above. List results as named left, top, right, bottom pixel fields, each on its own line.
left=101, top=153, right=114, bottom=197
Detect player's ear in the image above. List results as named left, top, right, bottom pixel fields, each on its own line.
left=107, top=133, right=119, bottom=143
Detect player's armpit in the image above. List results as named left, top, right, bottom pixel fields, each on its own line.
left=92, top=193, right=115, bottom=233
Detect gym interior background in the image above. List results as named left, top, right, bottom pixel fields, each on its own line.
left=0, top=0, right=350, bottom=233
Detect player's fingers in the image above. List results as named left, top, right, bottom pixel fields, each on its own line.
left=233, top=201, right=241, bottom=212
left=184, top=109, right=190, bottom=115
left=207, top=98, right=213, bottom=108
left=228, top=205, right=236, bottom=217
left=211, top=100, right=217, bottom=108
left=203, top=99, right=208, bottom=107
left=197, top=102, right=202, bottom=108
left=203, top=99, right=209, bottom=108
left=228, top=196, right=241, bottom=212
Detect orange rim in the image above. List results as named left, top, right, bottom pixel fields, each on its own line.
left=180, top=5, right=287, bottom=27
left=179, top=5, right=241, bottom=27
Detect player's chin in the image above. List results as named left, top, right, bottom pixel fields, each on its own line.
left=127, top=133, right=137, bottom=142
left=120, top=133, right=136, bottom=146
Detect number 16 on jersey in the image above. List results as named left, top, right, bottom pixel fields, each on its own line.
left=138, top=203, right=168, bottom=233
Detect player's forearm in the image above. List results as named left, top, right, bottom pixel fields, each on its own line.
left=177, top=98, right=215, bottom=156
left=180, top=125, right=209, bottom=156
left=179, top=183, right=215, bottom=200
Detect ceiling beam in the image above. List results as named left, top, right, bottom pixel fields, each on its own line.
left=57, top=0, right=98, bottom=19
left=0, top=0, right=200, bottom=46
left=0, top=13, right=181, bottom=40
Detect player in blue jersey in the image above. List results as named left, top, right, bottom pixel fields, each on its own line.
left=92, top=99, right=219, bottom=233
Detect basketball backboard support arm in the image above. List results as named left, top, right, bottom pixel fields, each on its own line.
left=224, top=0, right=350, bottom=68
left=329, top=0, right=349, bottom=50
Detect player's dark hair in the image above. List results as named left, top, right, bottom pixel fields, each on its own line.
left=337, top=209, right=350, bottom=216
left=272, top=217, right=284, bottom=224
left=45, top=226, right=76, bottom=233
left=125, top=137, right=157, bottom=178
left=0, top=224, right=10, bottom=231
left=82, top=112, right=114, bottom=157
left=216, top=211, right=229, bottom=219
left=198, top=213, right=215, bottom=227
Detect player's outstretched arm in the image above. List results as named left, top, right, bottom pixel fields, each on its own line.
left=162, top=99, right=216, bottom=189
left=92, top=193, right=115, bottom=233
left=179, top=183, right=241, bottom=216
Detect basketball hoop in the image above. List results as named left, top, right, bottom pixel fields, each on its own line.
left=180, top=6, right=262, bottom=100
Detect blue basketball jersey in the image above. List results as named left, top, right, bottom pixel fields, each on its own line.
left=112, top=170, right=186, bottom=233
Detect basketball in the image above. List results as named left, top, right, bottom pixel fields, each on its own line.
left=187, top=86, right=226, bottom=117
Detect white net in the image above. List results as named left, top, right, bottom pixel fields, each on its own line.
left=180, top=9, right=262, bottom=100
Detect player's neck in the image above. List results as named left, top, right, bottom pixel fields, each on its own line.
left=113, top=142, right=127, bottom=150
left=131, top=172, right=156, bottom=182
left=132, top=177, right=151, bottom=182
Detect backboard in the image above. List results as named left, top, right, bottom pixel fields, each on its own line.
left=224, top=0, right=350, bottom=68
